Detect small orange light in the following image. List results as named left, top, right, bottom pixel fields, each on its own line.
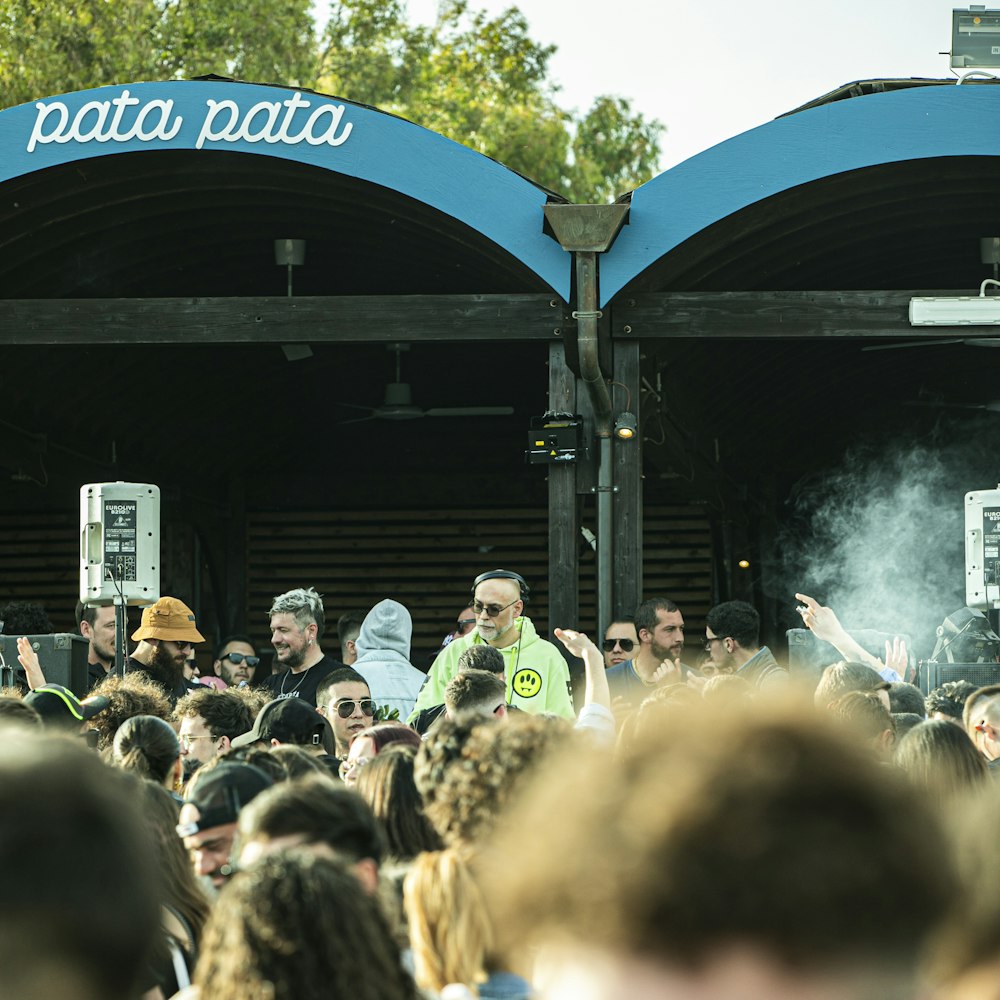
left=974, top=15, right=982, bottom=23
left=738, top=559, right=750, bottom=569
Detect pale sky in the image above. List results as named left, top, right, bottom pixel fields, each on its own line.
left=401, top=0, right=967, bottom=169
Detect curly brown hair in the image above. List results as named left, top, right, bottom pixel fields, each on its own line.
left=422, top=713, right=570, bottom=847
left=90, top=672, right=172, bottom=750
left=413, top=716, right=483, bottom=813
left=173, top=688, right=255, bottom=742
left=193, top=849, right=418, bottom=1000
left=228, top=683, right=270, bottom=720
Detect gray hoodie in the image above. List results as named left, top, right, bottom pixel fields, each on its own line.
left=353, top=599, right=426, bottom=721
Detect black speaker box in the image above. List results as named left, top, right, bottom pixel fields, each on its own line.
left=0, top=633, right=90, bottom=697
left=917, top=660, right=1000, bottom=694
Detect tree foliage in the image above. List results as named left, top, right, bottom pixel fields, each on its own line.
left=0, top=0, right=161, bottom=105
left=159, top=0, right=317, bottom=86
left=318, top=0, right=663, bottom=200
left=0, top=0, right=663, bottom=201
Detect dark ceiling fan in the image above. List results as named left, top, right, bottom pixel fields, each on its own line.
left=337, top=344, right=515, bottom=423
left=903, top=386, right=1000, bottom=415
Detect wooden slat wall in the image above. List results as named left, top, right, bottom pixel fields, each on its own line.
left=0, top=511, right=78, bottom=632
left=575, top=504, right=713, bottom=654
left=247, top=508, right=550, bottom=660
left=0, top=504, right=714, bottom=660
left=641, top=504, right=715, bottom=641
left=246, top=504, right=714, bottom=660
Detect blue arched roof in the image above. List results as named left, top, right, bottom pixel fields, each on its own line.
left=601, top=84, right=1000, bottom=305
left=0, top=80, right=570, bottom=299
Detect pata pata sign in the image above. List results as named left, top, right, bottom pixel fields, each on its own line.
left=0, top=80, right=572, bottom=299
left=27, top=89, right=354, bottom=153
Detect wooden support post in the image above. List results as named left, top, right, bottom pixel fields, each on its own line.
left=226, top=479, right=248, bottom=635
left=613, top=338, right=642, bottom=617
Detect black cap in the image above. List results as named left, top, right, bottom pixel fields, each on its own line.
left=230, top=697, right=330, bottom=750
left=177, top=762, right=273, bottom=836
left=24, top=684, right=109, bottom=728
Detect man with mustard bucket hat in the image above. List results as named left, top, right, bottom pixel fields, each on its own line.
left=126, top=596, right=205, bottom=703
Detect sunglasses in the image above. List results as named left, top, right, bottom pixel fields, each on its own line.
left=602, top=638, right=635, bottom=652
left=472, top=599, right=519, bottom=618
left=220, top=652, right=260, bottom=667
left=456, top=618, right=476, bottom=629
left=334, top=698, right=376, bottom=719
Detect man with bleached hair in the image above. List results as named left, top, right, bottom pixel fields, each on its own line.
left=263, top=587, right=343, bottom=706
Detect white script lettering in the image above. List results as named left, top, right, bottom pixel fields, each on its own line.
left=195, top=94, right=353, bottom=150
left=27, top=89, right=353, bottom=154
left=27, top=90, right=181, bottom=152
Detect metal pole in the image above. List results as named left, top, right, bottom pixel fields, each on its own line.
left=114, top=595, right=127, bottom=678
left=597, top=435, right=613, bottom=637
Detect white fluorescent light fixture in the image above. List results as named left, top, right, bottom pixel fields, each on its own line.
left=910, top=279, right=1000, bottom=325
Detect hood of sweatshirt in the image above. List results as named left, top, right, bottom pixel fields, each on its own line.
left=354, top=599, right=412, bottom=663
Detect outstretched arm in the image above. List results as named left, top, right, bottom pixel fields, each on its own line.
left=554, top=628, right=611, bottom=712
left=16, top=636, right=47, bottom=690
left=795, top=593, right=892, bottom=676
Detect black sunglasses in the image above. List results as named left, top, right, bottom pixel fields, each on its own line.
left=334, top=698, right=376, bottom=719
left=221, top=652, right=260, bottom=667
left=602, top=638, right=635, bottom=652
left=472, top=599, right=519, bottom=618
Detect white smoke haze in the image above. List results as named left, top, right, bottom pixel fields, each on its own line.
left=778, top=440, right=973, bottom=659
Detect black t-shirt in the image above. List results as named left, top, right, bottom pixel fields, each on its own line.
left=412, top=702, right=446, bottom=735
left=262, top=654, right=343, bottom=707
left=87, top=661, right=110, bottom=691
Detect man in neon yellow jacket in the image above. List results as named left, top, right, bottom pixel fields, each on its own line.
left=408, top=570, right=574, bottom=722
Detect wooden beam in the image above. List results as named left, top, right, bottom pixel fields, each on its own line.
left=0, top=294, right=564, bottom=345
left=613, top=291, right=995, bottom=340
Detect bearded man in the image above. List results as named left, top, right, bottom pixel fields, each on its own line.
left=126, top=596, right=204, bottom=703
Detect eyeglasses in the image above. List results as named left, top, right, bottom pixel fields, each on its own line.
left=339, top=756, right=370, bottom=779
left=174, top=641, right=195, bottom=652
left=220, top=652, right=260, bottom=667
left=334, top=698, right=376, bottom=719
left=602, top=638, right=635, bottom=653
left=704, top=634, right=729, bottom=651
left=456, top=618, right=476, bottom=629
left=180, top=733, right=217, bottom=750
left=472, top=599, right=519, bottom=618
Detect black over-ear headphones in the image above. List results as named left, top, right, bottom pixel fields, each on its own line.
left=471, top=569, right=530, bottom=603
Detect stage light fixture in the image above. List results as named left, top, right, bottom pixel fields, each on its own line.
left=614, top=412, right=637, bottom=440
left=930, top=606, right=1000, bottom=663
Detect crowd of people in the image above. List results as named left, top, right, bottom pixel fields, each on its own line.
left=4, top=571, right=1000, bottom=999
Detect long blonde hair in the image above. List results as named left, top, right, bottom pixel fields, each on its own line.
left=403, top=849, right=491, bottom=994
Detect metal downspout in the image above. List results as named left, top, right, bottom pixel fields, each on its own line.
left=574, top=250, right=614, bottom=636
